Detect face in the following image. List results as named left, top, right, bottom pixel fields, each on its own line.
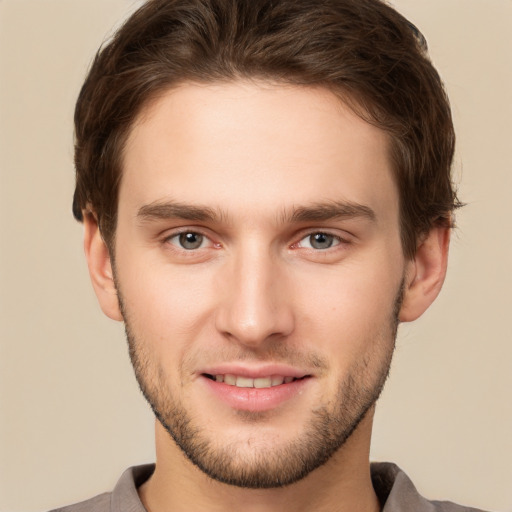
left=112, top=81, right=407, bottom=487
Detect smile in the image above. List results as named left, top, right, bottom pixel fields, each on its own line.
left=203, top=374, right=307, bottom=388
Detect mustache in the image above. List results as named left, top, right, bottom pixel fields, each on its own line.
left=181, top=344, right=329, bottom=373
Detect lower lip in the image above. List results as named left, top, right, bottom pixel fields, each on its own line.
left=201, top=376, right=310, bottom=412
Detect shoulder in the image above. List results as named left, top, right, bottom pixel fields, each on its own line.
left=371, top=462, right=490, bottom=512
left=48, top=464, right=154, bottom=512
left=48, top=492, right=111, bottom=512
left=429, top=501, right=488, bottom=512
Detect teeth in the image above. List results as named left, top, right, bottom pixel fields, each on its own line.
left=236, top=376, right=254, bottom=388
left=212, top=374, right=298, bottom=388
left=224, top=374, right=237, bottom=385
left=271, top=376, right=285, bottom=386
left=254, top=377, right=272, bottom=388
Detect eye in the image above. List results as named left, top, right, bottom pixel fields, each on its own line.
left=299, top=232, right=340, bottom=250
left=168, top=231, right=208, bottom=250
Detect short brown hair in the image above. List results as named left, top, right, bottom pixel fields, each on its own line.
left=73, top=0, right=459, bottom=258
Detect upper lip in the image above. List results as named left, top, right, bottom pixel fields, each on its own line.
left=199, top=364, right=311, bottom=379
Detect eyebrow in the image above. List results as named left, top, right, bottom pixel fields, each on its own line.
left=137, top=200, right=223, bottom=223
left=285, top=201, right=376, bottom=223
left=136, top=199, right=376, bottom=225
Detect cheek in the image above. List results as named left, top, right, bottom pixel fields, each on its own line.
left=293, top=258, right=402, bottom=352
left=115, top=253, right=218, bottom=353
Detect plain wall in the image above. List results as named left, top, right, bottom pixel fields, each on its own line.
left=0, top=1, right=510, bottom=511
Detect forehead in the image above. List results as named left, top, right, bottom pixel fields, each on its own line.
left=120, top=81, right=397, bottom=225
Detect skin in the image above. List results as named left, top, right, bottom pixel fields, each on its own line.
left=84, top=81, right=450, bottom=512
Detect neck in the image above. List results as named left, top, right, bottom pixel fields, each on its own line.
left=138, top=411, right=380, bottom=512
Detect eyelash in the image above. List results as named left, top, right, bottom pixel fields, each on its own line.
left=164, top=230, right=216, bottom=251
left=163, top=229, right=349, bottom=253
left=293, top=232, right=346, bottom=251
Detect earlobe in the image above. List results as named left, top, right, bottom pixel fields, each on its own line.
left=399, top=226, right=451, bottom=322
left=83, top=211, right=123, bottom=321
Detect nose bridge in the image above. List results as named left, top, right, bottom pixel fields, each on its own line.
left=216, top=239, right=294, bottom=346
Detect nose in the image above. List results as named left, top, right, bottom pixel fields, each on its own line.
left=215, top=243, right=295, bottom=349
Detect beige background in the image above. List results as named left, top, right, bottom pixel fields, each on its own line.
left=0, top=1, right=511, bottom=511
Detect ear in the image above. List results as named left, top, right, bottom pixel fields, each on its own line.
left=83, top=211, right=123, bottom=321
left=399, top=226, right=451, bottom=322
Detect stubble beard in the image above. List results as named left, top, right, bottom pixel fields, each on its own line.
left=119, top=283, right=403, bottom=489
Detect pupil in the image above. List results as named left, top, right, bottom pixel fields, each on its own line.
left=179, top=232, right=203, bottom=250
left=311, top=233, right=333, bottom=249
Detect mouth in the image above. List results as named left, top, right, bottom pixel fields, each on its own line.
left=199, top=366, right=314, bottom=412
left=202, top=373, right=310, bottom=388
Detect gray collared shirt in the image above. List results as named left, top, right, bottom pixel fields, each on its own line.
left=50, top=462, right=489, bottom=511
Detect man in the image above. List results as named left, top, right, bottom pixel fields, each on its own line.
left=53, top=0, right=487, bottom=510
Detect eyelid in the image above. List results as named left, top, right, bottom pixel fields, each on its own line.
left=291, top=229, right=352, bottom=249
left=299, top=233, right=340, bottom=250
left=160, top=226, right=352, bottom=251
left=162, top=228, right=217, bottom=249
